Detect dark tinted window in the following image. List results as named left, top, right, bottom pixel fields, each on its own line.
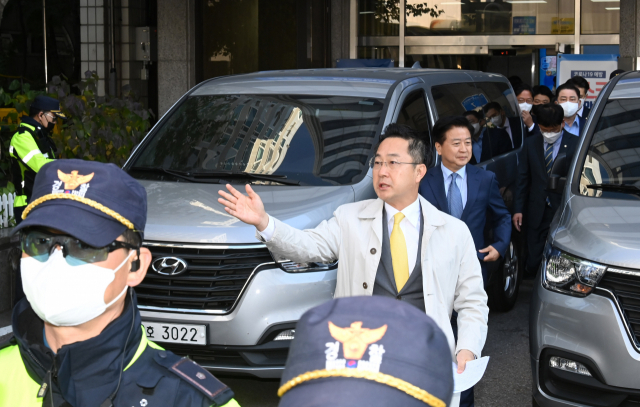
left=396, top=90, right=431, bottom=146
left=579, top=98, right=640, bottom=200
left=431, top=81, right=517, bottom=165
left=130, top=94, right=385, bottom=186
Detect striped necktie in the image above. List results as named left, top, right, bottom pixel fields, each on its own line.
left=545, top=143, right=555, bottom=175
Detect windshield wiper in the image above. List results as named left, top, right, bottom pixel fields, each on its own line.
left=130, top=167, right=300, bottom=185
left=189, top=171, right=300, bottom=186
left=586, top=183, right=640, bottom=196
left=130, top=167, right=221, bottom=184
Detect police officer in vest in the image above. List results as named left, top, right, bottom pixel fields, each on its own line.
left=9, top=95, right=63, bottom=224
left=0, top=159, right=240, bottom=407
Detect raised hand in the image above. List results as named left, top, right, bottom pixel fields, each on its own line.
left=218, top=184, right=270, bottom=231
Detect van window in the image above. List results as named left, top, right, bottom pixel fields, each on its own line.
left=578, top=98, right=640, bottom=200
left=432, top=82, right=512, bottom=165
left=474, top=81, right=522, bottom=149
left=396, top=90, right=431, bottom=146
left=129, top=94, right=385, bottom=186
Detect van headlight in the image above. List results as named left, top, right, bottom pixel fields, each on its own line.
left=543, top=247, right=606, bottom=296
left=279, top=260, right=338, bottom=273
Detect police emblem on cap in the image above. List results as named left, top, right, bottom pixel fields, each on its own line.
left=52, top=170, right=94, bottom=198
left=325, top=321, right=387, bottom=373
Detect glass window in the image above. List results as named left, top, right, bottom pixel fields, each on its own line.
left=405, top=0, right=574, bottom=36
left=581, top=0, right=619, bottom=35
left=130, top=95, right=386, bottom=186
left=357, top=46, right=399, bottom=66
left=578, top=98, right=640, bottom=200
left=359, top=0, right=399, bottom=36
left=396, top=90, right=431, bottom=145
left=431, top=82, right=515, bottom=164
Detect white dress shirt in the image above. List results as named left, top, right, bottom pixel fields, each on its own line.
left=441, top=163, right=467, bottom=210
left=258, top=197, right=423, bottom=274
left=383, top=198, right=421, bottom=274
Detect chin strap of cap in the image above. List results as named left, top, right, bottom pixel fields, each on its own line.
left=21, top=193, right=135, bottom=230
left=277, top=368, right=446, bottom=407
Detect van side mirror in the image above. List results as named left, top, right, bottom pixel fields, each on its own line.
left=548, top=153, right=567, bottom=191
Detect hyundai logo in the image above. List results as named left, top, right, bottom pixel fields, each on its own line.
left=152, top=257, right=188, bottom=276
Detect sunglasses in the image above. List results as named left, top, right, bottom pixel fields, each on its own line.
left=21, top=229, right=138, bottom=264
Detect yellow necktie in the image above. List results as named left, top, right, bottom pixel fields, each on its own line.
left=390, top=212, right=410, bottom=292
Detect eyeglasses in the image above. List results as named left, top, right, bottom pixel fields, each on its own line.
left=369, top=158, right=420, bottom=170
left=45, top=113, right=57, bottom=123
left=21, top=229, right=138, bottom=264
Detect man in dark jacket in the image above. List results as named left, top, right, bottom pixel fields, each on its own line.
left=513, top=104, right=579, bottom=276
left=0, top=160, right=239, bottom=407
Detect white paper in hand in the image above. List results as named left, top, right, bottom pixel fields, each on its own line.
left=452, top=356, right=490, bottom=393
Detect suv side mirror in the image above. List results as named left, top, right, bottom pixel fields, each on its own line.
left=548, top=153, right=567, bottom=191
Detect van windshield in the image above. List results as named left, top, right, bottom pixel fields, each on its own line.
left=129, top=94, right=385, bottom=186
left=579, top=98, right=640, bottom=200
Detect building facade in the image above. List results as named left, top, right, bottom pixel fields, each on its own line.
left=1, top=0, right=632, bottom=120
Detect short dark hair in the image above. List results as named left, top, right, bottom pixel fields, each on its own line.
left=482, top=102, right=502, bottom=115
left=535, top=103, right=564, bottom=127
left=376, top=123, right=431, bottom=167
left=121, top=229, right=142, bottom=247
left=432, top=116, right=473, bottom=146
left=610, top=69, right=625, bottom=79
left=29, top=106, right=44, bottom=118
left=464, top=110, right=483, bottom=122
left=508, top=76, right=523, bottom=87
left=532, top=85, right=554, bottom=102
left=567, top=76, right=590, bottom=92
left=555, top=83, right=580, bottom=99
left=514, top=83, right=533, bottom=98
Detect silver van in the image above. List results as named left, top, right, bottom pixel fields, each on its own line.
left=530, top=71, right=640, bottom=406
left=124, top=68, right=523, bottom=378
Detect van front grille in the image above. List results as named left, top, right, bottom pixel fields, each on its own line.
left=135, top=243, right=274, bottom=312
left=597, top=268, right=640, bottom=347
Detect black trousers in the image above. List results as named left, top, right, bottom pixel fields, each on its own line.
left=452, top=312, right=475, bottom=407
left=525, top=204, right=556, bottom=274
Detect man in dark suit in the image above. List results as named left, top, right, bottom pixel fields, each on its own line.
left=555, top=83, right=586, bottom=137
left=567, top=76, right=592, bottom=120
left=419, top=116, right=512, bottom=407
left=513, top=104, right=579, bottom=277
left=464, top=110, right=511, bottom=165
left=482, top=100, right=533, bottom=150
left=420, top=116, right=512, bottom=282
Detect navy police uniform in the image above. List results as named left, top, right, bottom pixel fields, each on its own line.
left=0, top=159, right=239, bottom=407
left=278, top=296, right=454, bottom=407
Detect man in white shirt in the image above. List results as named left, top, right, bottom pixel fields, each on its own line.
left=218, top=123, right=488, bottom=407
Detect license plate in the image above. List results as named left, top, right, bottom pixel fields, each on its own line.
left=142, top=321, right=207, bottom=345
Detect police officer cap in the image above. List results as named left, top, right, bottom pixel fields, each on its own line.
left=278, top=296, right=454, bottom=407
left=31, top=95, right=66, bottom=119
left=13, top=159, right=147, bottom=247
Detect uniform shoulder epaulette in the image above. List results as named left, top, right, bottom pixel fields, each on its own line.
left=0, top=335, right=17, bottom=352
left=152, top=350, right=234, bottom=406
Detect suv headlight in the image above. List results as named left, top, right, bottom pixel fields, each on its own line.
left=279, top=260, right=338, bottom=273
left=543, top=247, right=606, bottom=296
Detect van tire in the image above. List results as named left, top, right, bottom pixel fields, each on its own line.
left=488, top=237, right=521, bottom=312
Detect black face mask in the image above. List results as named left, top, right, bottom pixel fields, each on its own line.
left=46, top=121, right=55, bottom=132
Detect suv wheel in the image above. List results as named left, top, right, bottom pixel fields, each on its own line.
left=488, top=239, right=521, bottom=312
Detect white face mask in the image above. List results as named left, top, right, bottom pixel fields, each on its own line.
left=490, top=116, right=503, bottom=127
left=21, top=249, right=133, bottom=326
left=560, top=102, right=579, bottom=117
left=471, top=122, right=480, bottom=135
left=519, top=102, right=532, bottom=113
left=541, top=130, right=563, bottom=145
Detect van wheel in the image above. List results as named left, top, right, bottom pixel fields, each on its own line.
left=488, top=239, right=521, bottom=312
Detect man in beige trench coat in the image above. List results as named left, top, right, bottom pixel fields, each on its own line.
left=219, top=124, right=489, bottom=407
